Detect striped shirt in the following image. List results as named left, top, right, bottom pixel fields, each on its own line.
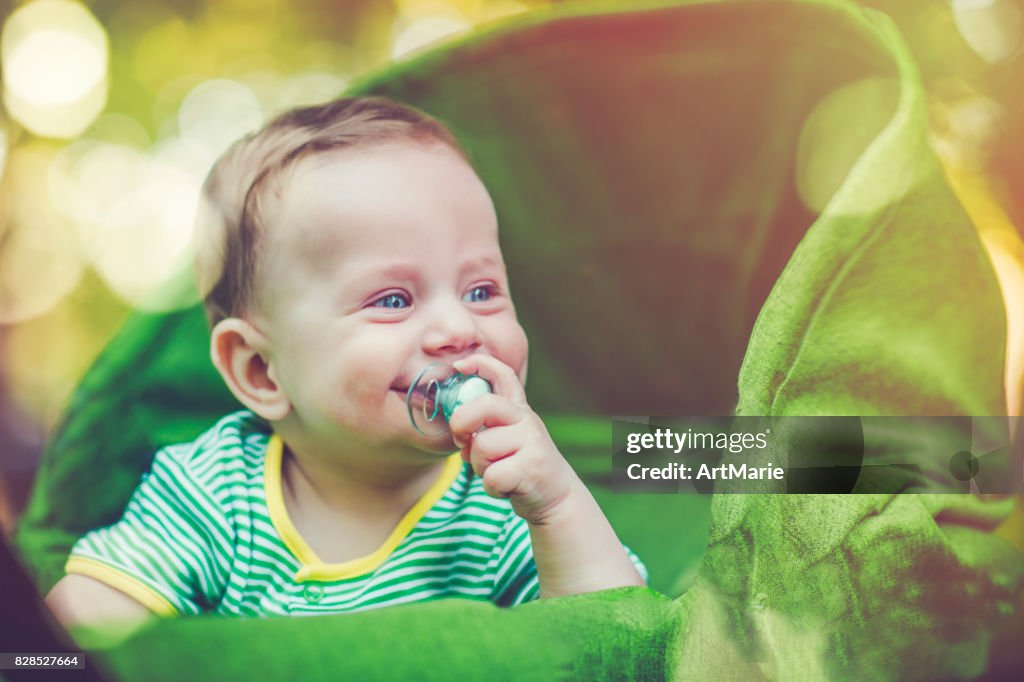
left=67, top=411, right=646, bottom=616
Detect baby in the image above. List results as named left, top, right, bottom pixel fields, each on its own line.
left=46, top=97, right=646, bottom=638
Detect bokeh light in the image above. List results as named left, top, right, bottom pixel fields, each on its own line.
left=796, top=77, right=904, bottom=215
left=951, top=0, right=1024, bottom=64
left=930, top=88, right=1003, bottom=171
left=0, top=143, right=85, bottom=324
left=48, top=132, right=209, bottom=310
left=392, top=2, right=472, bottom=59
left=982, top=230, right=1024, bottom=415
left=177, top=78, right=264, bottom=159
left=1, top=0, right=109, bottom=138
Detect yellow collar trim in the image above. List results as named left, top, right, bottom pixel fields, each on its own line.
left=264, top=434, right=462, bottom=583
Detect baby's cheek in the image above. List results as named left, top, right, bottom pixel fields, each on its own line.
left=517, top=355, right=530, bottom=387
left=501, top=324, right=529, bottom=384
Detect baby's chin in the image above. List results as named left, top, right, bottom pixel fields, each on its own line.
left=413, top=431, right=459, bottom=456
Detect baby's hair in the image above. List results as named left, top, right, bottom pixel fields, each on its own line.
left=194, top=96, right=466, bottom=326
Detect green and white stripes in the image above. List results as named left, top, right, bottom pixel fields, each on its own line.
left=68, top=411, right=648, bottom=616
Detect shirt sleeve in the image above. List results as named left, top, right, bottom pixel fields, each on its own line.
left=490, top=511, right=650, bottom=607
left=65, top=444, right=234, bottom=616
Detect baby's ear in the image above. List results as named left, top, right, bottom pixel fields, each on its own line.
left=210, top=318, right=290, bottom=421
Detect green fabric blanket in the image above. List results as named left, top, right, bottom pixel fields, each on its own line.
left=13, top=0, right=1022, bottom=680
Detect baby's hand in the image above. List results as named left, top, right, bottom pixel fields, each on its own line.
left=448, top=355, right=578, bottom=525
left=451, top=354, right=645, bottom=597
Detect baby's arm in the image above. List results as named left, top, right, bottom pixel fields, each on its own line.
left=510, top=476, right=646, bottom=598
left=449, top=356, right=645, bottom=598
left=45, top=434, right=237, bottom=642
left=46, top=575, right=157, bottom=646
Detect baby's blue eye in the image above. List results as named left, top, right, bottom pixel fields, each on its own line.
left=373, top=293, right=410, bottom=309
left=463, top=286, right=493, bottom=303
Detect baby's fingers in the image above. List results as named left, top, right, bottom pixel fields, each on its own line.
left=478, top=453, right=526, bottom=500
left=453, top=355, right=526, bottom=405
left=467, top=424, right=522, bottom=468
left=449, top=394, right=523, bottom=446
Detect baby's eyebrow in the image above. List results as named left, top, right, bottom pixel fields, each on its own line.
left=459, top=254, right=505, bottom=275
left=344, top=261, right=424, bottom=284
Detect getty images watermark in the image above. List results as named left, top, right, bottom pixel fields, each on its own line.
left=611, top=416, right=1024, bottom=494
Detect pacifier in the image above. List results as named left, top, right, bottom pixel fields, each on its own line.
left=406, top=362, right=493, bottom=436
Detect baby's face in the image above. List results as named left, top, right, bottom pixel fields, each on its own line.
left=252, top=142, right=528, bottom=455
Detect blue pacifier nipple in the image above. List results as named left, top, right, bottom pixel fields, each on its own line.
left=406, top=363, right=492, bottom=437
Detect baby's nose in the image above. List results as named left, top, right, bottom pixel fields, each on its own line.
left=423, top=302, right=482, bottom=356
